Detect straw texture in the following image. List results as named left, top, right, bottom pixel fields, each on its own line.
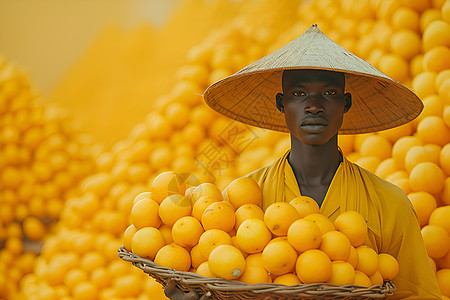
left=118, top=246, right=396, bottom=300
left=204, top=24, right=423, bottom=134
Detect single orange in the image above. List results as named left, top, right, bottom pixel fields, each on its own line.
left=225, top=177, right=262, bottom=209
left=264, top=202, right=299, bottom=236
left=296, top=249, right=332, bottom=284
left=287, top=219, right=322, bottom=252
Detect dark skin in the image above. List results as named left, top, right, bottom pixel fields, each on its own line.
left=164, top=69, right=352, bottom=299
left=276, top=69, right=352, bottom=207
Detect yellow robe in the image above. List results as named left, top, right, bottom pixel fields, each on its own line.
left=245, top=150, right=441, bottom=299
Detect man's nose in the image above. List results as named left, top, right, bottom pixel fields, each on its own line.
left=304, top=95, right=324, bottom=114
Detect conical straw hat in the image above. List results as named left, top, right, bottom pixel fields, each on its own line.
left=203, top=24, right=423, bottom=134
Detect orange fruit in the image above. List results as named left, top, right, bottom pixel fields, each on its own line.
left=375, top=158, right=398, bottom=179
left=304, top=213, right=335, bottom=235
left=423, top=46, right=450, bottom=73
left=429, top=206, right=450, bottom=235
left=319, top=230, right=352, bottom=261
left=234, top=203, right=265, bottom=230
left=437, top=269, right=450, bottom=297
left=441, top=178, right=450, bottom=205
left=151, top=171, right=186, bottom=204
left=159, top=224, right=173, bottom=244
left=133, top=191, right=152, bottom=205
left=328, top=261, right=355, bottom=285
left=22, top=216, right=46, bottom=241
left=192, top=196, right=220, bottom=221
left=369, top=270, right=384, bottom=287
left=296, top=249, right=332, bottom=284
left=131, top=227, right=165, bottom=260
left=262, top=240, right=298, bottom=276
left=409, top=162, right=445, bottom=195
left=440, top=144, right=450, bottom=176
left=196, top=261, right=216, bottom=277
left=347, top=246, right=359, bottom=268
left=404, top=145, right=440, bottom=173
left=123, top=224, right=137, bottom=251
left=225, top=177, right=262, bottom=209
left=190, top=244, right=207, bottom=269
left=158, top=194, right=192, bottom=226
left=264, top=202, right=299, bottom=236
left=245, top=253, right=264, bottom=268
left=334, top=211, right=368, bottom=247
left=354, top=156, right=381, bottom=173
left=197, top=229, right=232, bottom=259
left=201, top=201, right=235, bottom=232
left=130, top=198, right=161, bottom=229
left=287, top=219, right=322, bottom=252
left=172, top=216, right=204, bottom=248
left=355, top=245, right=379, bottom=276
left=392, top=136, right=423, bottom=170
left=154, top=243, right=191, bottom=272
left=378, top=54, right=409, bottom=82
left=73, top=281, right=98, bottom=300
left=191, top=183, right=223, bottom=203
left=236, top=218, right=271, bottom=254
left=238, top=266, right=271, bottom=284
left=273, top=273, right=302, bottom=285
left=377, top=253, right=399, bottom=281
left=353, top=270, right=372, bottom=287
left=407, top=192, right=437, bottom=227
left=417, top=116, right=450, bottom=147
left=391, top=6, right=419, bottom=32
left=390, top=29, right=421, bottom=60
left=208, top=245, right=246, bottom=280
left=360, top=135, right=392, bottom=161
left=289, top=196, right=320, bottom=218
left=421, top=224, right=450, bottom=258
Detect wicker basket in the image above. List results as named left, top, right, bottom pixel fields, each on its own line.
left=118, top=246, right=395, bottom=300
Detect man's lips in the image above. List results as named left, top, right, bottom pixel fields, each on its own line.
left=300, top=117, right=328, bottom=126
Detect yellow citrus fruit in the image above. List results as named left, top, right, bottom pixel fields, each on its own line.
left=441, top=177, right=450, bottom=205
left=236, top=218, right=271, bottom=254
left=196, top=261, right=216, bottom=277
left=133, top=191, right=152, bottom=205
left=190, top=244, right=207, bottom=269
left=192, top=195, right=220, bottom=222
left=375, top=158, right=398, bottom=179
left=264, top=202, right=299, bottom=236
left=158, top=194, right=192, bottom=226
left=201, top=201, right=235, bottom=232
left=304, top=213, right=335, bottom=235
left=405, top=144, right=441, bottom=173
left=319, top=230, right=352, bottom=261
left=429, top=206, right=450, bottom=235
left=407, top=192, right=437, bottom=227
left=234, top=203, right=264, bottom=230
left=197, top=229, right=232, bottom=259
left=131, top=227, right=165, bottom=260
left=289, top=196, right=320, bottom=218
left=245, top=253, right=264, bottom=268
left=328, top=261, right=355, bottom=285
left=238, top=266, right=271, bottom=284
left=423, top=46, right=450, bottom=73
left=378, top=53, right=409, bottom=82
left=150, top=171, right=186, bottom=204
left=409, top=162, right=445, bottom=195
left=130, top=198, right=161, bottom=229
left=296, top=249, right=332, bottom=284
left=421, top=224, right=450, bottom=258
left=422, top=20, right=450, bottom=51
left=334, top=211, right=368, bottom=247
left=392, top=136, right=423, bottom=170
left=353, top=270, right=372, bottom=287
left=347, top=245, right=359, bottom=268
left=416, top=116, right=450, bottom=147
left=417, top=95, right=444, bottom=122
left=208, top=245, right=246, bottom=280
left=369, top=270, right=384, bottom=286
left=22, top=216, right=46, bottom=241
left=354, top=156, right=381, bottom=173
left=436, top=269, right=450, bottom=297
left=73, top=281, right=98, bottom=300
left=273, top=273, right=302, bottom=285
left=355, top=245, right=379, bottom=276
left=172, top=216, right=204, bottom=248
left=440, top=143, right=450, bottom=176
left=377, top=253, right=399, bottom=281
left=391, top=6, right=419, bottom=32
left=225, top=177, right=262, bottom=209
left=123, top=224, right=137, bottom=251
left=287, top=219, right=322, bottom=252
left=389, top=29, right=421, bottom=60
left=154, top=243, right=191, bottom=272
left=262, top=240, right=298, bottom=276
left=377, top=123, right=413, bottom=144
left=159, top=224, right=173, bottom=244
left=191, top=182, right=223, bottom=203
left=360, top=135, right=392, bottom=161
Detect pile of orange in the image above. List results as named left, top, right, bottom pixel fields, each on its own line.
left=124, top=171, right=399, bottom=287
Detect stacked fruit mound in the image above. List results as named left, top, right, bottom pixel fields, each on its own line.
left=124, top=171, right=399, bottom=290
left=0, top=57, right=97, bottom=298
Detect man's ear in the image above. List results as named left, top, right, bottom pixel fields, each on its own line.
left=276, top=93, right=284, bottom=113
left=344, top=93, right=352, bottom=113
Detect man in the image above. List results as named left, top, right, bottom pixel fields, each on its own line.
left=165, top=24, right=441, bottom=299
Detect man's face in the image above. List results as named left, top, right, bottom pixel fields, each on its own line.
left=277, top=69, right=351, bottom=146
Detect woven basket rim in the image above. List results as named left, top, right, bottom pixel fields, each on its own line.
left=118, top=246, right=395, bottom=299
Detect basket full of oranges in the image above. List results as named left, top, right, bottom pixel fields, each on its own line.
left=118, top=171, right=397, bottom=299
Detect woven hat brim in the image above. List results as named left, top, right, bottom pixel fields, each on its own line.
left=203, top=24, right=423, bottom=134
left=204, top=68, right=423, bottom=134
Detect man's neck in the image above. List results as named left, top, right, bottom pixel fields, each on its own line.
left=288, top=134, right=342, bottom=196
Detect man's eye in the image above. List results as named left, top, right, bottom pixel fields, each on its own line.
left=324, top=90, right=337, bottom=95
left=293, top=91, right=305, bottom=97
